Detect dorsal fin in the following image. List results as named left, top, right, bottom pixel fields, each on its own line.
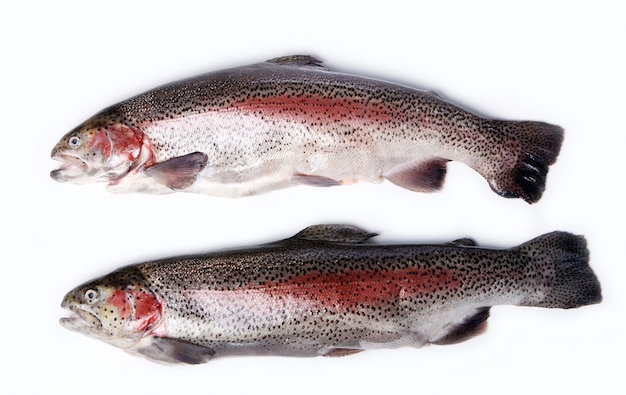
left=266, top=55, right=329, bottom=70
left=291, top=224, right=376, bottom=244
left=447, top=238, right=477, bottom=247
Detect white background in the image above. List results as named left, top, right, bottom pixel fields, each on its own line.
left=2, top=1, right=623, bottom=394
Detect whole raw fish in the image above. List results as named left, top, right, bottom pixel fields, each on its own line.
left=60, top=225, right=601, bottom=364
left=50, top=55, right=563, bottom=203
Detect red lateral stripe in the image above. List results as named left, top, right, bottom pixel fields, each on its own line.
left=261, top=268, right=461, bottom=311
left=229, top=95, right=394, bottom=123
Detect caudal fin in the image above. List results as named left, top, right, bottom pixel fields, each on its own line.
left=517, top=232, right=602, bottom=309
left=489, top=121, right=564, bottom=204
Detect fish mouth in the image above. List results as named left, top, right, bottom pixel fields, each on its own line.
left=60, top=306, right=102, bottom=333
left=50, top=154, right=88, bottom=182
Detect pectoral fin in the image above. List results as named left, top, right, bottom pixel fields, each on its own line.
left=137, top=337, right=215, bottom=364
left=145, top=152, right=208, bottom=190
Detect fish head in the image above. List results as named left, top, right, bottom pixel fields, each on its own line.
left=60, top=267, right=163, bottom=349
left=50, top=119, right=145, bottom=184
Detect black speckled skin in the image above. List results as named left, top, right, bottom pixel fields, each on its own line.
left=51, top=56, right=563, bottom=202
left=61, top=225, right=601, bottom=364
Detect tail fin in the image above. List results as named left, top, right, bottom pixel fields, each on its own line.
left=489, top=121, right=564, bottom=204
left=517, top=232, right=602, bottom=309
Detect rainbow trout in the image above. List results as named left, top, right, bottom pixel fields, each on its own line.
left=50, top=56, right=563, bottom=203
left=60, top=225, right=601, bottom=364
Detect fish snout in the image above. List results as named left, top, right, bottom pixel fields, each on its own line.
left=60, top=290, right=104, bottom=332
left=50, top=153, right=89, bottom=182
left=60, top=303, right=104, bottom=333
left=63, top=307, right=103, bottom=328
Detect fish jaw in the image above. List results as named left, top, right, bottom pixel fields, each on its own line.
left=50, top=146, right=136, bottom=185
left=60, top=305, right=102, bottom=333
left=59, top=308, right=140, bottom=350
left=50, top=153, right=89, bottom=182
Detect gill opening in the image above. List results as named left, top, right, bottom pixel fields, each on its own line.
left=129, top=135, right=157, bottom=173
left=102, top=128, right=115, bottom=168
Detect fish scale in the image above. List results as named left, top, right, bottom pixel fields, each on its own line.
left=51, top=55, right=563, bottom=202
left=60, top=225, right=601, bottom=364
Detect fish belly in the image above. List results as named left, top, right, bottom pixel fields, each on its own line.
left=141, top=110, right=443, bottom=197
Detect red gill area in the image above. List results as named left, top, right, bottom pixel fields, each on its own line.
left=87, top=129, right=112, bottom=157
left=228, top=94, right=397, bottom=124
left=108, top=290, right=131, bottom=320
left=104, top=124, right=144, bottom=162
left=260, top=267, right=461, bottom=311
left=107, top=289, right=162, bottom=332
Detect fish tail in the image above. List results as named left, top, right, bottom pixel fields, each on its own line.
left=489, top=121, right=564, bottom=204
left=517, top=232, right=602, bottom=309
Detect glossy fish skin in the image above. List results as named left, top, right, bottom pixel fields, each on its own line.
left=60, top=225, right=601, bottom=364
left=50, top=55, right=563, bottom=203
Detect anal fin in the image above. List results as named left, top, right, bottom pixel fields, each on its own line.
left=432, top=307, right=490, bottom=345
left=145, top=152, right=208, bottom=190
left=384, top=158, right=450, bottom=193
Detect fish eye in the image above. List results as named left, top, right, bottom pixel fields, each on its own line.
left=68, top=135, right=81, bottom=149
left=84, top=289, right=99, bottom=304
